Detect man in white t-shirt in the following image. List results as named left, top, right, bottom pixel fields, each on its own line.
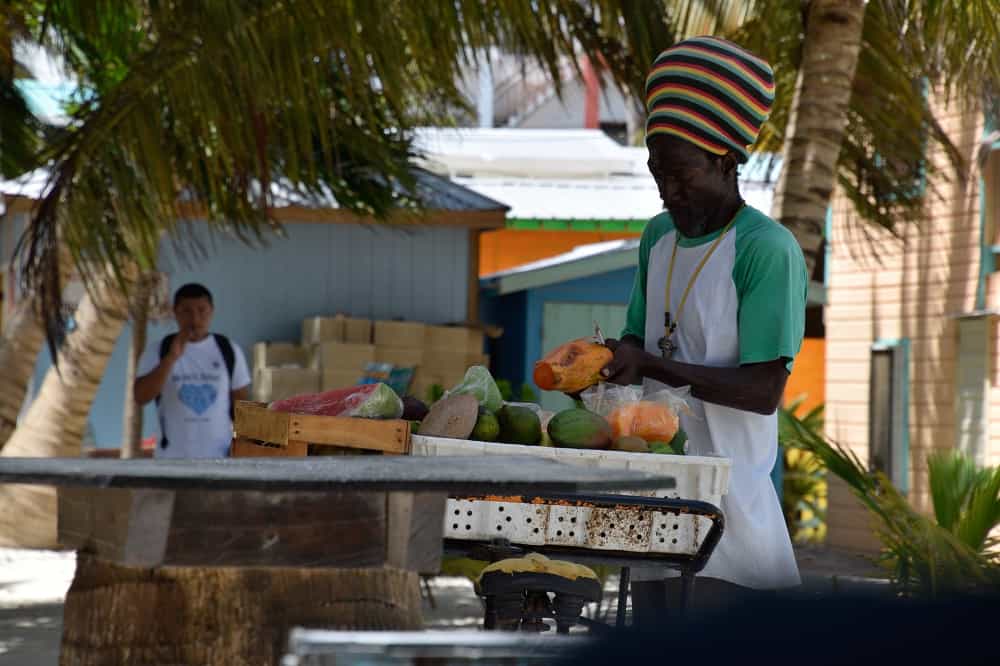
left=135, top=283, right=251, bottom=458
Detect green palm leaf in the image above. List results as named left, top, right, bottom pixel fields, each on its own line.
left=955, top=465, right=1000, bottom=553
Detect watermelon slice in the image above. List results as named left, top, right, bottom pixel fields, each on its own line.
left=269, top=383, right=403, bottom=419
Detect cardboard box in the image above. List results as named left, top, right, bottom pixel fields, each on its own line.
left=252, top=342, right=306, bottom=371
left=374, top=320, right=427, bottom=348
left=424, top=351, right=488, bottom=373
left=408, top=370, right=444, bottom=401
left=321, top=370, right=363, bottom=391
left=375, top=346, right=424, bottom=368
left=253, top=368, right=319, bottom=402
left=309, top=342, right=376, bottom=372
left=425, top=325, right=484, bottom=354
left=342, top=317, right=373, bottom=344
left=301, top=317, right=345, bottom=346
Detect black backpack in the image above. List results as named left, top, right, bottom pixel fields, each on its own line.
left=156, top=333, right=236, bottom=450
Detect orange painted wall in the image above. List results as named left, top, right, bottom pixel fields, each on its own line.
left=479, top=229, right=641, bottom=276
left=784, top=337, right=826, bottom=415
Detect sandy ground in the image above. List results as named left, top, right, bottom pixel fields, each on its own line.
left=0, top=544, right=887, bottom=665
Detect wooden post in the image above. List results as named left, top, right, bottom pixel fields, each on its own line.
left=467, top=229, right=481, bottom=323
left=121, top=274, right=155, bottom=458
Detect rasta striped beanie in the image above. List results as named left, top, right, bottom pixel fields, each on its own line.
left=645, top=36, right=774, bottom=162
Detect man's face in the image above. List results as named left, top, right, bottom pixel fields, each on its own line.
left=174, top=297, right=214, bottom=340
left=646, top=134, right=733, bottom=237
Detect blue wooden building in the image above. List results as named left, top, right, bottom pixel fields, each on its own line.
left=1, top=170, right=506, bottom=447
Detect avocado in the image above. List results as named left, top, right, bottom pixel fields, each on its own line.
left=471, top=410, right=501, bottom=442
left=612, top=435, right=649, bottom=452
left=497, top=405, right=542, bottom=445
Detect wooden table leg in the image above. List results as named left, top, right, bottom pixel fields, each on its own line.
left=60, top=554, right=422, bottom=666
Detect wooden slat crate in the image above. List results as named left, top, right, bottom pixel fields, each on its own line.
left=231, top=401, right=411, bottom=457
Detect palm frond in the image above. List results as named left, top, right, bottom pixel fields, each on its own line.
left=928, top=450, right=985, bottom=532
left=15, top=0, right=681, bottom=354
left=0, top=77, right=43, bottom=177
left=955, top=465, right=1000, bottom=553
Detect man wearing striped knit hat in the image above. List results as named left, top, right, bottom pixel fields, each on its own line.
left=600, top=37, right=808, bottom=617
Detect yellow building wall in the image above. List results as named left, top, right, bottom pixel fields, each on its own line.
left=825, top=94, right=988, bottom=553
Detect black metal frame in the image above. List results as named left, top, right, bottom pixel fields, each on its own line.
left=443, top=492, right=725, bottom=629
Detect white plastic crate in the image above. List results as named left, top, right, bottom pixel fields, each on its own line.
left=411, top=435, right=731, bottom=556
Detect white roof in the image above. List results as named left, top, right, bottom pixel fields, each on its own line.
left=481, top=239, right=640, bottom=294
left=455, top=175, right=774, bottom=222
left=413, top=127, right=637, bottom=178
left=0, top=168, right=49, bottom=215
left=452, top=176, right=659, bottom=220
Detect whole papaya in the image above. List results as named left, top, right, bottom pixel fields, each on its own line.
left=533, top=338, right=613, bottom=393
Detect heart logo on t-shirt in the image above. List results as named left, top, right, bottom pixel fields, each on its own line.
left=178, top=384, right=218, bottom=416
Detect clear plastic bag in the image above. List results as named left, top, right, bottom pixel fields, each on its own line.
left=580, top=383, right=691, bottom=447
left=269, top=382, right=403, bottom=419
left=443, top=365, right=504, bottom=412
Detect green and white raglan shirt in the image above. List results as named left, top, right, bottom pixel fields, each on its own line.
left=624, top=205, right=807, bottom=589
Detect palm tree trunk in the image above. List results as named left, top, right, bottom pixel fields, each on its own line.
left=61, top=556, right=422, bottom=666
left=120, top=274, right=155, bottom=458
left=0, top=265, right=135, bottom=548
left=770, top=0, right=867, bottom=276
left=0, top=299, right=46, bottom=449
left=0, top=247, right=73, bottom=450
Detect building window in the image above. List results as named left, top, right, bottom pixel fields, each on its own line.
left=869, top=339, right=910, bottom=493
left=955, top=317, right=992, bottom=466
left=982, top=142, right=1000, bottom=288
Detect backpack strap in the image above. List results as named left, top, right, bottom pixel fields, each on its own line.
left=156, top=334, right=176, bottom=450
left=212, top=333, right=237, bottom=421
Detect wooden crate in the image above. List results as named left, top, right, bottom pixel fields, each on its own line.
left=231, top=401, right=411, bottom=457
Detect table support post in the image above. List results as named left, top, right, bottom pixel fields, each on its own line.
left=616, top=567, right=630, bottom=628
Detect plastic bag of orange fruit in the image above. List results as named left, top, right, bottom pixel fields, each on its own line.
left=581, top=384, right=691, bottom=453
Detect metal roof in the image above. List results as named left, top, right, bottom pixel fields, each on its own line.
left=409, top=168, right=509, bottom=212
left=1, top=167, right=508, bottom=217
left=455, top=175, right=774, bottom=223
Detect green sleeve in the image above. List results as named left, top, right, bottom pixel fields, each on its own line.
left=622, top=236, right=649, bottom=341
left=733, top=222, right=808, bottom=371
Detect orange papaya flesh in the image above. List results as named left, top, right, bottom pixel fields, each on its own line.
left=533, top=338, right=613, bottom=393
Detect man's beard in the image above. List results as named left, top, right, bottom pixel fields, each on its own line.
left=665, top=202, right=711, bottom=237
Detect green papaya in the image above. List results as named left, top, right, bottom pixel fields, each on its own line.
left=547, top=409, right=612, bottom=450
left=497, top=405, right=542, bottom=445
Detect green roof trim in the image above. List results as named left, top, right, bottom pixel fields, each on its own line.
left=507, top=218, right=647, bottom=233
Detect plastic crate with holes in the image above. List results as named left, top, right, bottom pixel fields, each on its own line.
left=411, top=435, right=731, bottom=556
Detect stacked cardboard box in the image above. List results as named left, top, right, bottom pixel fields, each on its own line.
left=251, top=341, right=315, bottom=402
left=252, top=367, right=319, bottom=402
left=311, top=341, right=376, bottom=390
left=301, top=315, right=373, bottom=346
left=254, top=317, right=491, bottom=402
left=408, top=325, right=488, bottom=400
left=298, top=314, right=377, bottom=390
left=252, top=342, right=306, bottom=374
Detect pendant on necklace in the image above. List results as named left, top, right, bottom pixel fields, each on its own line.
left=659, top=316, right=677, bottom=358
